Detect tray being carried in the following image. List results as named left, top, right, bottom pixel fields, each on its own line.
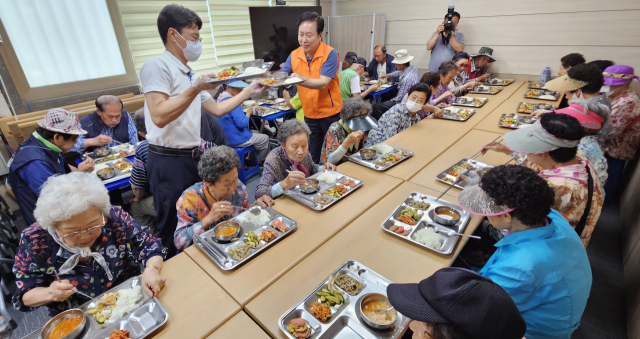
left=437, top=108, right=476, bottom=122
left=498, top=114, right=539, bottom=129
left=451, top=96, right=488, bottom=108
left=253, top=106, right=281, bottom=117
left=252, top=76, right=305, bottom=88
left=435, top=158, right=494, bottom=190
left=283, top=170, right=363, bottom=211
left=279, top=260, right=410, bottom=339
left=523, top=89, right=560, bottom=101
left=516, top=102, right=556, bottom=114
left=483, top=78, right=514, bottom=86
left=346, top=143, right=413, bottom=171
left=381, top=192, right=471, bottom=255
left=469, top=85, right=502, bottom=95
left=70, top=277, right=168, bottom=339
left=194, top=207, right=297, bottom=270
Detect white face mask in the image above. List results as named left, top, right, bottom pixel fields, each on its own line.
left=405, top=100, right=422, bottom=112
left=175, top=31, right=202, bottom=62
left=571, top=90, right=584, bottom=101
left=600, top=85, right=614, bottom=96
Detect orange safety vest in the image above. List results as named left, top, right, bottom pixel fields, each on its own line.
left=290, top=41, right=342, bottom=119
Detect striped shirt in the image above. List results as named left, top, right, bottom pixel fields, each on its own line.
left=387, top=65, right=420, bottom=103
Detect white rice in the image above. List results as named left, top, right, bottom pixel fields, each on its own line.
left=243, top=67, right=264, bottom=75
left=413, top=228, right=444, bottom=250
left=106, top=286, right=142, bottom=324
left=372, top=144, right=393, bottom=155
left=284, top=77, right=303, bottom=84
left=241, top=208, right=271, bottom=226
left=318, top=172, right=338, bottom=184
left=538, top=95, right=557, bottom=100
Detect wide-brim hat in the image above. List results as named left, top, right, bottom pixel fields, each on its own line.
left=37, top=108, right=87, bottom=135
left=543, top=74, right=588, bottom=92
left=503, top=121, right=580, bottom=154
left=227, top=80, right=248, bottom=88
left=392, top=49, right=414, bottom=64
left=346, top=115, right=379, bottom=132
left=457, top=185, right=514, bottom=216
left=603, top=65, right=639, bottom=86
left=555, top=103, right=604, bottom=130
left=470, top=47, right=497, bottom=63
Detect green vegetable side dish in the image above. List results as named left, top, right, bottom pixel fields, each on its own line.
left=316, top=288, right=344, bottom=307
left=400, top=207, right=422, bottom=221
left=243, top=231, right=264, bottom=248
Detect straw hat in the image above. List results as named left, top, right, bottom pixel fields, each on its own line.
left=543, top=74, right=587, bottom=92
left=392, top=49, right=414, bottom=64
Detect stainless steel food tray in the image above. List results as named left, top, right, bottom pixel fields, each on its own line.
left=83, top=143, right=135, bottom=161
left=435, top=158, right=494, bottom=190
left=283, top=170, right=363, bottom=211
left=63, top=277, right=168, bottom=339
left=346, top=143, right=413, bottom=172
left=253, top=106, right=281, bottom=117
left=381, top=192, right=471, bottom=255
left=527, top=81, right=544, bottom=89
left=523, top=89, right=560, bottom=101
left=251, top=76, right=305, bottom=88
left=193, top=207, right=297, bottom=270
left=451, top=96, right=488, bottom=108
left=498, top=114, right=539, bottom=129
left=437, top=108, right=476, bottom=122
left=279, top=260, right=410, bottom=339
left=469, top=86, right=502, bottom=95
left=483, top=78, right=514, bottom=86
left=516, top=102, right=556, bottom=114
left=96, top=158, right=134, bottom=185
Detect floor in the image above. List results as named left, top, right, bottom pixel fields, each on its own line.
left=3, top=175, right=628, bottom=338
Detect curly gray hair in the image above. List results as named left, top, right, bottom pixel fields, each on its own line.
left=340, top=98, right=372, bottom=121
left=277, top=119, right=311, bottom=145
left=198, top=146, right=242, bottom=184
left=34, top=172, right=111, bottom=231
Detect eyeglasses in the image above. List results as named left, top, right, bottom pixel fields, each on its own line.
left=173, top=28, right=202, bottom=43
left=61, top=218, right=105, bottom=240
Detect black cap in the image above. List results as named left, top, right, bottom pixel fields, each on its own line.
left=387, top=268, right=526, bottom=339
left=344, top=51, right=357, bottom=63
left=354, top=57, right=367, bottom=67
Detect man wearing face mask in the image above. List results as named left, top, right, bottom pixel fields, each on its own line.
left=140, top=4, right=265, bottom=256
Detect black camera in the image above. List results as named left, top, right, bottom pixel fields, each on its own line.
left=442, top=3, right=455, bottom=45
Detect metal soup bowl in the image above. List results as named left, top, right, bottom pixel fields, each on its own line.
left=433, top=206, right=462, bottom=226
left=41, top=309, right=86, bottom=339
left=360, top=149, right=377, bottom=160
left=300, top=179, right=319, bottom=194
left=213, top=220, right=240, bottom=242
left=96, top=167, right=116, bottom=180
left=94, top=147, right=110, bottom=157
left=356, top=293, right=397, bottom=330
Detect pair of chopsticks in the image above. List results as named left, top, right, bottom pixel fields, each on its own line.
left=468, top=135, right=503, bottom=161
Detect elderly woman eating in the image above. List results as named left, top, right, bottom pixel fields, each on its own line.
left=174, top=146, right=274, bottom=251
left=12, top=172, right=166, bottom=315
left=321, top=98, right=378, bottom=165
left=429, top=61, right=458, bottom=107
left=256, top=120, right=337, bottom=199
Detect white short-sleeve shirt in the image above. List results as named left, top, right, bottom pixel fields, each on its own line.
left=377, top=62, right=386, bottom=78
left=140, top=50, right=211, bottom=149
left=350, top=75, right=362, bottom=95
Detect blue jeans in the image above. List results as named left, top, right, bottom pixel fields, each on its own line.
left=604, top=155, right=626, bottom=203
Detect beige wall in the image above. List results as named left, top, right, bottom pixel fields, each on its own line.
left=320, top=0, right=640, bottom=83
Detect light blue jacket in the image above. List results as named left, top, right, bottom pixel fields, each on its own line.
left=480, top=210, right=592, bottom=339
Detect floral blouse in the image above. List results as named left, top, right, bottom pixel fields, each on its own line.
left=605, top=89, right=640, bottom=160
left=367, top=103, right=420, bottom=145
left=174, top=180, right=250, bottom=251
left=255, top=147, right=320, bottom=199
left=12, top=207, right=166, bottom=315
left=514, top=154, right=603, bottom=247
left=578, top=136, right=608, bottom=190
left=321, top=121, right=365, bottom=165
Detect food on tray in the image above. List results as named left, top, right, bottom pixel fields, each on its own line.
left=374, top=159, right=391, bottom=167
left=342, top=179, right=356, bottom=187
left=257, top=98, right=276, bottom=104
left=310, top=301, right=332, bottom=322
left=47, top=314, right=83, bottom=339
left=242, top=66, right=265, bottom=76
left=109, top=329, right=132, bottom=339
left=106, top=154, right=118, bottom=161
left=362, top=298, right=397, bottom=325
left=396, top=150, right=409, bottom=156
left=318, top=171, right=338, bottom=184
left=215, top=224, right=238, bottom=237
left=324, top=188, right=342, bottom=198
left=260, top=78, right=279, bottom=86
left=407, top=201, right=431, bottom=211
left=261, top=229, right=276, bottom=242
left=472, top=98, right=485, bottom=106
left=114, top=161, right=130, bottom=171
left=401, top=207, right=421, bottom=221
left=241, top=208, right=270, bottom=227
left=436, top=209, right=460, bottom=221
left=97, top=168, right=114, bottom=175
left=253, top=106, right=278, bottom=116
left=500, top=116, right=518, bottom=125
left=314, top=195, right=331, bottom=205
left=217, top=66, right=239, bottom=79
left=383, top=154, right=400, bottom=163
left=526, top=90, right=540, bottom=97
left=243, top=231, right=263, bottom=248
left=121, top=168, right=132, bottom=175
left=286, top=318, right=311, bottom=339
left=395, top=215, right=415, bottom=225
left=334, top=272, right=363, bottom=296
left=316, top=288, right=344, bottom=307
left=488, top=87, right=501, bottom=94
left=86, top=286, right=142, bottom=325
left=443, top=177, right=455, bottom=184
left=117, top=152, right=128, bottom=158
left=539, top=95, right=557, bottom=100
left=529, top=82, right=542, bottom=88
left=518, top=103, right=536, bottom=113
left=447, top=163, right=476, bottom=177
left=284, top=77, right=303, bottom=84
left=95, top=158, right=109, bottom=164
left=482, top=167, right=492, bottom=174
left=272, top=219, right=287, bottom=232
left=389, top=225, right=410, bottom=236
left=372, top=144, right=393, bottom=154
left=334, top=185, right=348, bottom=195
left=413, top=228, right=444, bottom=250
left=229, top=243, right=251, bottom=260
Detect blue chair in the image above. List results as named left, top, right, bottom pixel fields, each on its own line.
left=234, top=146, right=261, bottom=184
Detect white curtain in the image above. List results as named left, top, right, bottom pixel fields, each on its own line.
left=0, top=0, right=127, bottom=88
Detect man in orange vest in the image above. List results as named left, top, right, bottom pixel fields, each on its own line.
left=279, top=11, right=342, bottom=163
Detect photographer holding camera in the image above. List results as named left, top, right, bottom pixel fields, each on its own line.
left=427, top=5, right=464, bottom=72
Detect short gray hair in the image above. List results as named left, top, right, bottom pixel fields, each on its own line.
left=95, top=95, right=123, bottom=112
left=340, top=98, right=371, bottom=121
left=34, top=172, right=111, bottom=231
left=438, top=61, right=458, bottom=76
left=277, top=119, right=311, bottom=145
left=133, top=108, right=146, bottom=134
left=198, top=146, right=242, bottom=184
